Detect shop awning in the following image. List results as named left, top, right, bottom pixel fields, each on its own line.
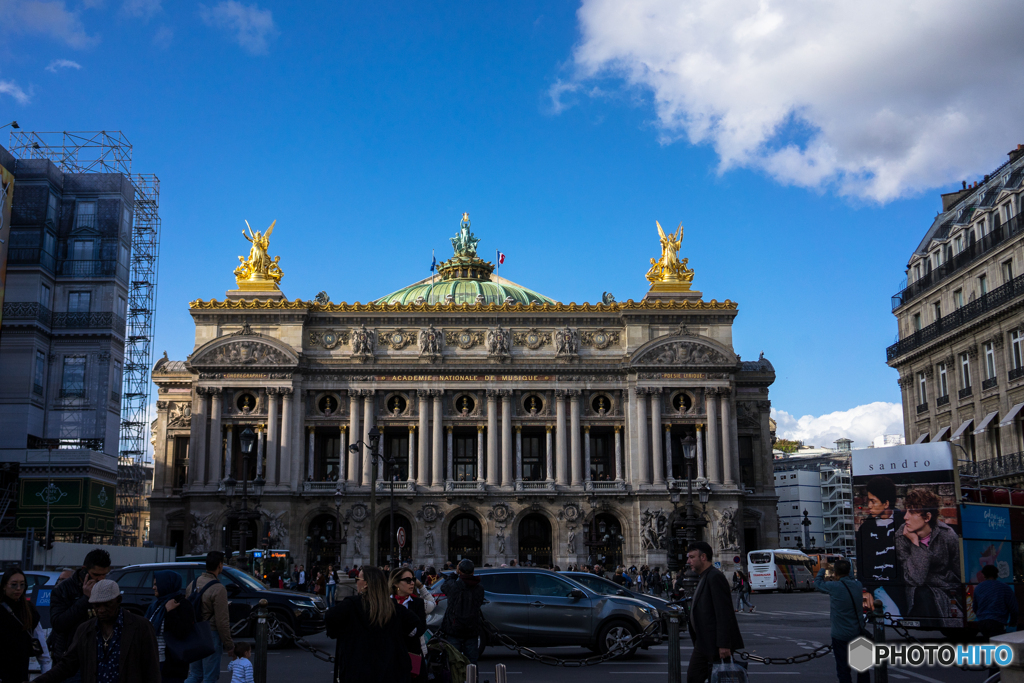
left=934, top=425, right=951, bottom=441
left=999, top=402, right=1024, bottom=427
left=975, top=411, right=1000, bottom=435
left=951, top=418, right=974, bottom=440
left=913, top=432, right=930, bottom=444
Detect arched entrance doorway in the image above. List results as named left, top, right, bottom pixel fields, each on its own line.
left=377, top=514, right=413, bottom=567
left=583, top=513, right=623, bottom=569
left=517, top=514, right=552, bottom=567
left=306, top=513, right=344, bottom=581
left=447, top=515, right=482, bottom=566
left=225, top=516, right=261, bottom=559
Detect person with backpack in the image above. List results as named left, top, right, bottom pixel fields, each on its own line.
left=185, top=551, right=234, bottom=683
left=146, top=570, right=197, bottom=683
left=814, top=559, right=869, bottom=683
left=439, top=559, right=485, bottom=665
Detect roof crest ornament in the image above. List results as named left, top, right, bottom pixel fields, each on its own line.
left=450, top=212, right=480, bottom=258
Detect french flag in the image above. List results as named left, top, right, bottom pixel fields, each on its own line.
left=497, top=251, right=506, bottom=265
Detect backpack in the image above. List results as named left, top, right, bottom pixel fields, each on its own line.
left=187, top=577, right=219, bottom=621
left=446, top=580, right=482, bottom=636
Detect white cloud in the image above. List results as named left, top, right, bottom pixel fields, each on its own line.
left=152, top=25, right=173, bottom=49
left=121, top=0, right=160, bottom=20
left=199, top=0, right=277, bottom=55
left=0, top=80, right=32, bottom=105
left=562, top=0, right=1024, bottom=202
left=772, top=402, right=904, bottom=450
left=45, top=58, right=82, bottom=72
left=1, top=0, right=99, bottom=48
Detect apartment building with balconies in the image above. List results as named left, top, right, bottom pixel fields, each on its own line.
left=887, top=144, right=1024, bottom=485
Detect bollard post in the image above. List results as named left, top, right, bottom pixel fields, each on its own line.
left=872, top=599, right=887, bottom=683
left=465, top=663, right=478, bottom=683
left=666, top=604, right=682, bottom=683
left=253, top=599, right=269, bottom=683
left=495, top=663, right=507, bottom=683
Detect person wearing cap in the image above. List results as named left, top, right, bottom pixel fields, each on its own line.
left=439, top=559, right=485, bottom=665
left=35, top=579, right=160, bottom=683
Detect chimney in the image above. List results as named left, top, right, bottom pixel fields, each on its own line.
left=1010, top=144, right=1024, bottom=164
left=962, top=181, right=967, bottom=189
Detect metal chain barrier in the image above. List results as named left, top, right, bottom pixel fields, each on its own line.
left=481, top=617, right=662, bottom=667
left=734, top=644, right=834, bottom=665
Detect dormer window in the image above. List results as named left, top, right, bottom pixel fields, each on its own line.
left=75, top=201, right=96, bottom=231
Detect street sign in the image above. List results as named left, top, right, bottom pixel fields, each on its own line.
left=397, top=528, right=406, bottom=548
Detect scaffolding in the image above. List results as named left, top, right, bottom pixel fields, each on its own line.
left=9, top=130, right=160, bottom=546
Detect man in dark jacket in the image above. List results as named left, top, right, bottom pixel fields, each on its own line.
left=48, top=548, right=113, bottom=670
left=815, top=559, right=869, bottom=683
left=440, top=559, right=485, bottom=665
left=36, top=579, right=161, bottom=683
left=685, top=542, right=744, bottom=683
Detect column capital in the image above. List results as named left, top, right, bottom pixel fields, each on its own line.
left=447, top=425, right=454, bottom=433
left=664, top=423, right=672, bottom=431
left=705, top=387, right=718, bottom=397
left=408, top=424, right=416, bottom=432
left=226, top=424, right=234, bottom=432
left=696, top=423, right=703, bottom=432
left=478, top=424, right=486, bottom=432
left=583, top=425, right=590, bottom=433
left=515, top=425, right=522, bottom=433
left=567, top=389, right=582, bottom=398
left=307, top=425, right=315, bottom=434
left=156, top=400, right=169, bottom=409
left=718, top=387, right=732, bottom=397
left=545, top=425, right=553, bottom=433
left=279, top=387, right=294, bottom=397
left=614, top=424, right=621, bottom=433
left=417, top=389, right=431, bottom=398
left=486, top=389, right=500, bottom=399
left=646, top=387, right=662, bottom=395
left=431, top=389, right=445, bottom=398
left=554, top=389, right=568, bottom=399
left=498, top=389, right=513, bottom=398
left=340, top=425, right=348, bottom=433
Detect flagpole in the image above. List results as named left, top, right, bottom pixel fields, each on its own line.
left=430, top=249, right=435, bottom=304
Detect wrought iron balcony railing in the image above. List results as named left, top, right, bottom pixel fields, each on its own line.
left=959, top=386, right=974, bottom=399
left=937, top=394, right=950, bottom=407
left=960, top=452, right=1024, bottom=480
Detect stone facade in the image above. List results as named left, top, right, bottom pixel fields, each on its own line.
left=150, top=223, right=778, bottom=575
left=888, top=146, right=1024, bottom=484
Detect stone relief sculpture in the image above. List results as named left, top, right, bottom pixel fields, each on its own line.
left=353, top=527, right=363, bottom=555
left=424, top=527, right=435, bottom=555
left=713, top=508, right=739, bottom=551
left=352, top=325, right=374, bottom=356
left=263, top=510, right=289, bottom=548
left=208, top=340, right=290, bottom=366
left=419, top=325, right=442, bottom=356
left=640, top=508, right=664, bottom=551
left=486, top=325, right=510, bottom=357
left=567, top=528, right=576, bottom=555
left=554, top=326, right=579, bottom=357
left=637, top=341, right=729, bottom=366
left=167, top=402, right=192, bottom=428
left=189, top=512, right=214, bottom=553
left=496, top=527, right=505, bottom=555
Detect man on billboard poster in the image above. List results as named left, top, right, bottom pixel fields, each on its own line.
left=855, top=475, right=906, bottom=616
left=897, top=487, right=961, bottom=619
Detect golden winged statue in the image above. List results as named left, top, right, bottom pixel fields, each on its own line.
left=646, top=220, right=693, bottom=285
left=234, top=220, right=284, bottom=287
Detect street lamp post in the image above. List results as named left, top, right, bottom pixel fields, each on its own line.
left=223, top=426, right=265, bottom=559
left=675, top=434, right=710, bottom=597
left=348, top=426, right=382, bottom=564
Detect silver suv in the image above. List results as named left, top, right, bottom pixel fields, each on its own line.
left=430, top=567, right=662, bottom=656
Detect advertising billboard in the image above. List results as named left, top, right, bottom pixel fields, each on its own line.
left=852, top=442, right=964, bottom=629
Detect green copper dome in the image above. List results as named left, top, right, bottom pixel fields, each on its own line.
left=376, top=274, right=557, bottom=306
left=375, top=212, right=558, bottom=306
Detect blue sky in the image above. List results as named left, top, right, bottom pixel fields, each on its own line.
left=3, top=0, right=1022, bottom=447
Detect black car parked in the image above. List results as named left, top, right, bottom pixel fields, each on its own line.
left=107, top=562, right=325, bottom=647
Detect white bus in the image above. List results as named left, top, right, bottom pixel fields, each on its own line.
left=747, top=549, right=815, bottom=592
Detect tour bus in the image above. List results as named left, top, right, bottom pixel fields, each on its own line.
left=852, top=441, right=1024, bottom=636
left=747, top=548, right=815, bottom=592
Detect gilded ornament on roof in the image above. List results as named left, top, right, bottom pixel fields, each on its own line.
left=234, top=220, right=284, bottom=290
left=646, top=221, right=694, bottom=291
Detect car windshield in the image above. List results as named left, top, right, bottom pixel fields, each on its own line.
left=572, top=575, right=619, bottom=596
left=223, top=567, right=265, bottom=591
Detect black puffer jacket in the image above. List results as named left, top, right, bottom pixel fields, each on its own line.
left=47, top=568, right=92, bottom=661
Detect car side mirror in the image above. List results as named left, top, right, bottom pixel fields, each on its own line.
left=569, top=589, right=586, bottom=600
left=616, top=589, right=629, bottom=597
left=226, top=583, right=241, bottom=596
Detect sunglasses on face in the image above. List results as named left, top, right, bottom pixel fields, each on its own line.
left=398, top=577, right=416, bottom=584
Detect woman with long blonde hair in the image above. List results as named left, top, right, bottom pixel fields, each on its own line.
left=326, top=565, right=424, bottom=682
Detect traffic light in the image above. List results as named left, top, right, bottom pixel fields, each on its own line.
left=44, top=531, right=55, bottom=550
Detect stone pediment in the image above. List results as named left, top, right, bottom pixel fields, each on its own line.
left=631, top=336, right=737, bottom=368
left=189, top=333, right=299, bottom=368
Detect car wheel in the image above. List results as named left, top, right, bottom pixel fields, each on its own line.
left=597, top=620, right=639, bottom=657
left=266, top=611, right=294, bottom=649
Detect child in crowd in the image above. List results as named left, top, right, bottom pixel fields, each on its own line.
left=228, top=642, right=254, bottom=683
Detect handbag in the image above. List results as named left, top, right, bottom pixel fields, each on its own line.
left=409, top=652, right=423, bottom=676
left=165, top=619, right=216, bottom=663
left=842, top=581, right=873, bottom=639
left=710, top=656, right=749, bottom=683
left=2, top=602, right=44, bottom=656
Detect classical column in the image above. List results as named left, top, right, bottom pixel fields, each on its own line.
left=545, top=426, right=553, bottom=482
left=256, top=425, right=265, bottom=479
left=362, top=391, right=375, bottom=487
left=280, top=389, right=294, bottom=488
left=614, top=425, right=623, bottom=481
left=515, top=426, right=523, bottom=485
left=636, top=388, right=650, bottom=486
left=555, top=390, right=568, bottom=485
left=721, top=388, right=737, bottom=487
left=266, top=390, right=279, bottom=485
left=348, top=392, right=361, bottom=485
left=664, top=425, right=673, bottom=482
left=339, top=425, right=347, bottom=485
left=477, top=425, right=486, bottom=483
left=569, top=390, right=582, bottom=486
left=501, top=390, right=513, bottom=487
left=446, top=426, right=454, bottom=485
left=706, top=389, right=722, bottom=484
left=408, top=425, right=417, bottom=483
left=650, top=389, right=665, bottom=486
left=417, top=390, right=429, bottom=486
left=486, top=390, right=499, bottom=486
left=583, top=425, right=591, bottom=484
left=432, top=390, right=443, bottom=486
left=155, top=401, right=171, bottom=490
left=209, top=391, right=223, bottom=486
left=695, top=424, right=705, bottom=480
left=307, top=426, right=316, bottom=481
left=188, top=388, right=209, bottom=486
left=224, top=424, right=233, bottom=482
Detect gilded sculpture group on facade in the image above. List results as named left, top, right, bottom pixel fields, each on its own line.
left=234, top=220, right=284, bottom=287
left=646, top=220, right=694, bottom=286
